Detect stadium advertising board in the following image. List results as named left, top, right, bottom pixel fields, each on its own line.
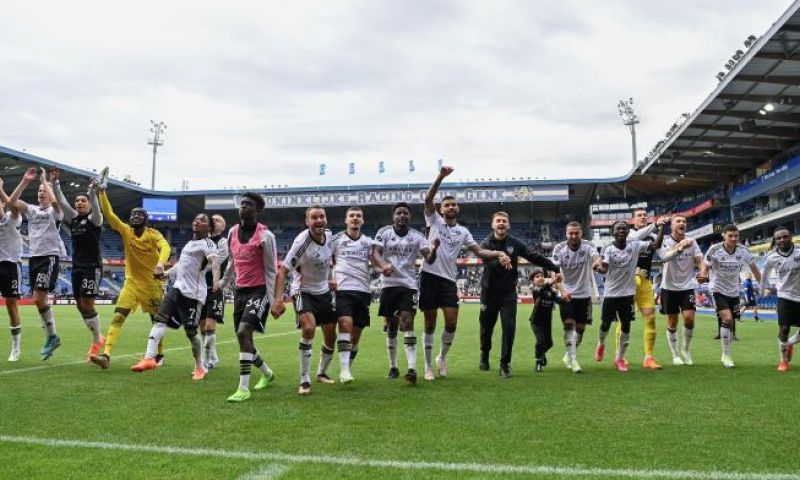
left=731, top=156, right=800, bottom=205
left=205, top=185, right=569, bottom=209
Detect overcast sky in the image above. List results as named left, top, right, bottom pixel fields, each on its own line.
left=0, top=0, right=793, bottom=191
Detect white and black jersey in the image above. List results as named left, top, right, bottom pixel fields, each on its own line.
left=171, top=238, right=218, bottom=304
left=374, top=226, right=429, bottom=290
left=551, top=240, right=600, bottom=299
left=25, top=204, right=64, bottom=257
left=704, top=243, right=755, bottom=298
left=283, top=229, right=333, bottom=295
left=763, top=245, right=800, bottom=302
left=204, top=234, right=229, bottom=288
left=657, top=236, right=702, bottom=291
left=420, top=211, right=477, bottom=282
left=0, top=211, right=23, bottom=263
left=331, top=231, right=373, bottom=293
left=602, top=240, right=650, bottom=298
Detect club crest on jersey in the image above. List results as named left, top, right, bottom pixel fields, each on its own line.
left=506, top=246, right=514, bottom=254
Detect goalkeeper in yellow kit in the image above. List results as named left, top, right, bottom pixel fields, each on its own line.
left=89, top=171, right=171, bottom=369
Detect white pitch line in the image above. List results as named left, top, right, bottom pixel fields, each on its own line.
left=0, top=435, right=797, bottom=480
left=239, top=463, right=289, bottom=480
left=0, top=330, right=296, bottom=376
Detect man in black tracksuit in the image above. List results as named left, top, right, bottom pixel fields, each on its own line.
left=479, top=212, right=560, bottom=377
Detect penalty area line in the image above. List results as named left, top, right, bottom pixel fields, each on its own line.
left=0, top=435, right=797, bottom=480
left=0, top=330, right=295, bottom=376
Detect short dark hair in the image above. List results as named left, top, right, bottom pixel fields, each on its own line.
left=392, top=202, right=410, bottom=213
left=441, top=195, right=457, bottom=203
left=632, top=208, right=647, bottom=215
left=774, top=226, right=792, bottom=237
left=566, top=221, right=582, bottom=230
left=131, top=207, right=149, bottom=222
left=305, top=204, right=325, bottom=216
left=722, top=224, right=738, bottom=234
left=346, top=206, right=363, bottom=214
left=241, top=192, right=265, bottom=210
left=612, top=220, right=629, bottom=230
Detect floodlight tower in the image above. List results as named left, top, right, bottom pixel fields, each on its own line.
left=148, top=120, right=167, bottom=190
left=617, top=98, right=640, bottom=168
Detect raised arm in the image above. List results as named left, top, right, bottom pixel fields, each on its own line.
left=425, top=166, right=453, bottom=216
left=7, top=167, right=37, bottom=214
left=98, top=188, right=125, bottom=232
left=52, top=176, right=77, bottom=221
left=39, top=168, right=60, bottom=215
left=87, top=179, right=103, bottom=226
left=648, top=223, right=664, bottom=252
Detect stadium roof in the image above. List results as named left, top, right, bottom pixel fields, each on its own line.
left=638, top=0, right=800, bottom=190
left=1, top=144, right=634, bottom=226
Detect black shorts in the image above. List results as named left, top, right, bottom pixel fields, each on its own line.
left=293, top=291, right=336, bottom=327
left=0, top=261, right=22, bottom=298
left=28, top=255, right=59, bottom=292
left=777, top=298, right=800, bottom=328
left=233, top=286, right=270, bottom=333
left=662, top=289, right=696, bottom=315
left=559, top=297, right=593, bottom=325
left=744, top=296, right=757, bottom=307
left=379, top=286, right=418, bottom=317
left=713, top=292, right=741, bottom=319
left=601, top=296, right=635, bottom=324
left=200, top=288, right=225, bottom=322
left=335, top=290, right=371, bottom=329
left=71, top=266, right=102, bottom=298
left=418, top=271, right=459, bottom=310
left=157, top=288, right=202, bottom=330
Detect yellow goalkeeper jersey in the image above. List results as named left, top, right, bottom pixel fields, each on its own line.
left=99, top=191, right=171, bottom=284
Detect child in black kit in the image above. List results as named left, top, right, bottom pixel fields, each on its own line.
left=529, top=268, right=563, bottom=372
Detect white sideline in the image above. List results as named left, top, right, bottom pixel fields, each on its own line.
left=0, top=330, right=296, bottom=376
left=0, top=435, right=797, bottom=480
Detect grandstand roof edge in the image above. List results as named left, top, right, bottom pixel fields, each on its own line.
left=1, top=144, right=636, bottom=197
left=638, top=0, right=800, bottom=175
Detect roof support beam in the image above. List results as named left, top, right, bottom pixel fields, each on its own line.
left=665, top=146, right=775, bottom=158
left=734, top=74, right=800, bottom=86
left=664, top=157, right=760, bottom=167
left=690, top=123, right=800, bottom=139
left=717, top=93, right=800, bottom=105
left=701, top=109, right=800, bottom=123
left=676, top=135, right=791, bottom=149
left=652, top=164, right=750, bottom=175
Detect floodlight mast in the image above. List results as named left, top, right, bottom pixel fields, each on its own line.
left=148, top=120, right=167, bottom=190
left=617, top=98, right=640, bottom=169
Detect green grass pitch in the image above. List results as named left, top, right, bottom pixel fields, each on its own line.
left=0, top=304, right=798, bottom=480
